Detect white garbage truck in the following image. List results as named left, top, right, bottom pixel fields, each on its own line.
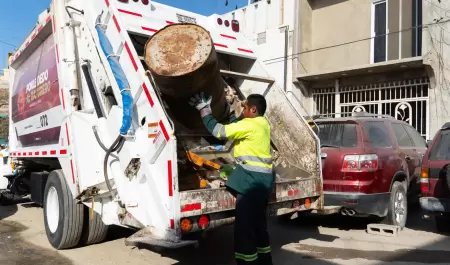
left=6, top=0, right=325, bottom=250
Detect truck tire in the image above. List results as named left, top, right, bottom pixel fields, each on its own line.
left=43, top=170, right=84, bottom=249
left=80, top=206, right=109, bottom=246
left=383, top=181, right=408, bottom=229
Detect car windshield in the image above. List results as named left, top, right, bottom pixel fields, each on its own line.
left=317, top=123, right=358, bottom=148
left=429, top=130, right=450, bottom=160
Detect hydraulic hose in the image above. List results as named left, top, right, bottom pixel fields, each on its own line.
left=103, top=135, right=124, bottom=196
left=92, top=126, right=119, bottom=159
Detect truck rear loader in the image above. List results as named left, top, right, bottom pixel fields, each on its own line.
left=5, top=0, right=325, bottom=250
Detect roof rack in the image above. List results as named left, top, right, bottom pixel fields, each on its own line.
left=311, top=112, right=395, bottom=120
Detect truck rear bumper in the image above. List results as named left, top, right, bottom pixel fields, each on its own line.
left=420, top=197, right=450, bottom=213
left=324, top=191, right=390, bottom=217
left=179, top=178, right=322, bottom=218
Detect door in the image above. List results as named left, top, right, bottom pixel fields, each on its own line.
left=317, top=121, right=361, bottom=193
left=391, top=123, right=420, bottom=183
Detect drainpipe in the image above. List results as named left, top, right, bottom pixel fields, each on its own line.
left=282, top=25, right=289, bottom=92
left=292, top=0, right=300, bottom=81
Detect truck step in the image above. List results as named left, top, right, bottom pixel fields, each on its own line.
left=124, top=227, right=198, bottom=249
left=366, top=223, right=400, bottom=237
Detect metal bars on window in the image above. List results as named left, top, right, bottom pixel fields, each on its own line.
left=312, top=77, right=430, bottom=139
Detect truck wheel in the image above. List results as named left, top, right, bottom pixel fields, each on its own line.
left=435, top=214, right=450, bottom=233
left=383, top=181, right=408, bottom=229
left=80, top=206, right=109, bottom=246
left=43, top=170, right=84, bottom=249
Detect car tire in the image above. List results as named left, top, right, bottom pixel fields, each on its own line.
left=383, top=181, right=408, bottom=229
left=79, top=206, right=109, bottom=246
left=435, top=214, right=450, bottom=233
left=43, top=170, right=84, bottom=250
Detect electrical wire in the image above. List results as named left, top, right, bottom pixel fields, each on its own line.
left=262, top=18, right=450, bottom=63
left=0, top=39, right=16, bottom=48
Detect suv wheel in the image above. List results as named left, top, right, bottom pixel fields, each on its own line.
left=384, top=181, right=408, bottom=229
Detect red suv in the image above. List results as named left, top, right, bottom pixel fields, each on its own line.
left=314, top=113, right=427, bottom=228
left=420, top=122, right=450, bottom=232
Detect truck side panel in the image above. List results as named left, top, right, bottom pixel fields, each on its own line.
left=11, top=34, right=62, bottom=148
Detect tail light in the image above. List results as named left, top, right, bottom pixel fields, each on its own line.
left=224, top=20, right=230, bottom=27
left=342, top=154, right=378, bottom=172
left=180, top=218, right=193, bottom=232
left=420, top=167, right=429, bottom=194
left=232, top=20, right=240, bottom=32
left=217, top=18, right=223, bottom=25
left=141, top=0, right=149, bottom=5
left=198, top=215, right=210, bottom=229
left=304, top=198, right=311, bottom=209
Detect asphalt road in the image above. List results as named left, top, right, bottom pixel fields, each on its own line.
left=1, top=203, right=450, bottom=265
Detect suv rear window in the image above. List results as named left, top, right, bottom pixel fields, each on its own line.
left=429, top=130, right=450, bottom=160
left=364, top=121, right=391, bottom=147
left=317, top=123, right=358, bottom=148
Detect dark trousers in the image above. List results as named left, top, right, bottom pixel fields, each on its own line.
left=234, top=189, right=273, bottom=265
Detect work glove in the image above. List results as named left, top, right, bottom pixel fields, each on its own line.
left=189, top=92, right=212, bottom=118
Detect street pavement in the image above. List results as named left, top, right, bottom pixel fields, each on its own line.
left=1, top=203, right=450, bottom=265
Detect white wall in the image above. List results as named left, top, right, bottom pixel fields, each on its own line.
left=221, top=0, right=299, bottom=98
left=422, top=0, right=450, bottom=137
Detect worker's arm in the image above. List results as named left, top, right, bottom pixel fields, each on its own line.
left=189, top=93, right=250, bottom=140
left=202, top=114, right=251, bottom=140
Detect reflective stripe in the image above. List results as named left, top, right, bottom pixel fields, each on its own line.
left=236, top=155, right=272, bottom=164
left=212, top=124, right=227, bottom=140
left=235, top=252, right=258, bottom=262
left=241, top=164, right=272, bottom=173
left=256, top=246, right=271, bottom=254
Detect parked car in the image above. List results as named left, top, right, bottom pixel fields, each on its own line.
left=420, top=122, right=450, bottom=232
left=314, top=113, right=427, bottom=228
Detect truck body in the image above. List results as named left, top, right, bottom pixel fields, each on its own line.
left=6, top=0, right=324, bottom=249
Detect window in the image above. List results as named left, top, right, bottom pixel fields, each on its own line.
left=364, top=121, right=391, bottom=147
left=372, top=0, right=387, bottom=63
left=429, top=131, right=450, bottom=160
left=317, top=123, right=358, bottom=148
left=412, top=0, right=422, bottom=56
left=404, top=125, right=426, bottom=148
left=257, top=32, right=266, bottom=45
left=392, top=123, right=413, bottom=147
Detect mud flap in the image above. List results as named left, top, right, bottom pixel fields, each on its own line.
left=124, top=227, right=198, bottom=249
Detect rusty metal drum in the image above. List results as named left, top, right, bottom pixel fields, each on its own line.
left=144, top=23, right=229, bottom=132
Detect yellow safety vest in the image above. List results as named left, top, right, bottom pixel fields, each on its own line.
left=213, top=116, right=272, bottom=174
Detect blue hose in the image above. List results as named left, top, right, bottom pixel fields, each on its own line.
left=95, top=17, right=132, bottom=135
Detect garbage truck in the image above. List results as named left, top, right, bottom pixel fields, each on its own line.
left=6, top=0, right=325, bottom=250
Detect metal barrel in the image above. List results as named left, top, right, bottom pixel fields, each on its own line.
left=144, top=23, right=229, bottom=132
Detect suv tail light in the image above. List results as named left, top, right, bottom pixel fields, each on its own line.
left=232, top=20, right=240, bottom=32
left=342, top=154, right=378, bottom=172
left=420, top=167, right=429, bottom=194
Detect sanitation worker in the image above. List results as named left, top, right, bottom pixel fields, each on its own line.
left=190, top=92, right=273, bottom=265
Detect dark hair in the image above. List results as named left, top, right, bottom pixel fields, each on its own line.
left=247, top=94, right=267, bottom=115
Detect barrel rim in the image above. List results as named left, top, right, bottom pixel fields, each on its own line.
left=144, top=23, right=213, bottom=78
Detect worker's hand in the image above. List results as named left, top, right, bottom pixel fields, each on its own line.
left=189, top=92, right=212, bottom=117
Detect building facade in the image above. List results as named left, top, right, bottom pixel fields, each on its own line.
left=0, top=69, right=9, bottom=115
left=291, top=0, right=450, bottom=140
left=223, top=0, right=449, bottom=140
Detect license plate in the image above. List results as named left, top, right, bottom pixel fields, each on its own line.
left=176, top=14, right=197, bottom=24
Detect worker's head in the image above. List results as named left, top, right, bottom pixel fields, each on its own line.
left=242, top=94, right=267, bottom=118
